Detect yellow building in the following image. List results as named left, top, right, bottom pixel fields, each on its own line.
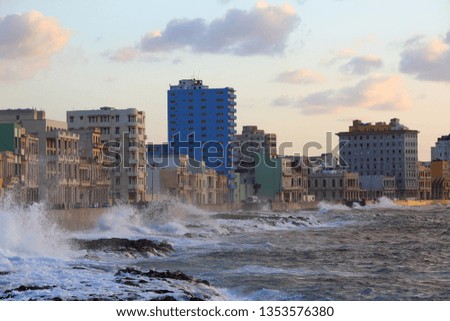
left=431, top=161, right=450, bottom=200
left=418, top=162, right=432, bottom=200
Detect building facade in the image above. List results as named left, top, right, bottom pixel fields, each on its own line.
left=431, top=161, right=450, bottom=200
left=147, top=155, right=228, bottom=206
left=235, top=125, right=277, bottom=202
left=45, top=129, right=80, bottom=208
left=167, top=79, right=237, bottom=201
left=431, top=134, right=450, bottom=161
left=308, top=170, right=361, bottom=202
left=67, top=107, right=147, bottom=204
left=74, top=128, right=110, bottom=207
left=0, top=153, right=2, bottom=197
left=0, top=123, right=39, bottom=203
left=0, top=109, right=77, bottom=207
left=418, top=161, right=432, bottom=200
left=255, top=154, right=308, bottom=204
left=1, top=151, right=17, bottom=190
left=337, top=118, right=419, bottom=199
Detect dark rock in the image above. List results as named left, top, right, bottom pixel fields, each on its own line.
left=4, top=285, right=55, bottom=294
left=152, top=289, right=173, bottom=294
left=151, top=296, right=177, bottom=301
left=0, top=271, right=10, bottom=275
left=115, top=267, right=210, bottom=286
left=72, top=238, right=174, bottom=257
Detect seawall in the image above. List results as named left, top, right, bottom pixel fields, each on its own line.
left=393, top=200, right=450, bottom=207
left=47, top=208, right=107, bottom=231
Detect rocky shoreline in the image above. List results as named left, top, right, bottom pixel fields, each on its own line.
left=0, top=266, right=223, bottom=301
left=71, top=238, right=174, bottom=258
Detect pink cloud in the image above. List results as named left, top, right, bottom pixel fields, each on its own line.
left=275, top=69, right=326, bottom=84
left=295, top=75, right=412, bottom=115
left=0, top=11, right=70, bottom=81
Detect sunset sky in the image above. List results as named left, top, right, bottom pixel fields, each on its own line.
left=1, top=0, right=449, bottom=160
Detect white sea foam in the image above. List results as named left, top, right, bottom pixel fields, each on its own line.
left=0, top=199, right=71, bottom=258
left=317, top=201, right=350, bottom=214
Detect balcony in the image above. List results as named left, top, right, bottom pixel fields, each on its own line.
left=128, top=183, right=145, bottom=191
left=127, top=171, right=138, bottom=177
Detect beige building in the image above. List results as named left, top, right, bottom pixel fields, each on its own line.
left=67, top=107, right=146, bottom=204
left=45, top=129, right=80, bottom=208
left=74, top=128, right=110, bottom=207
left=418, top=162, right=432, bottom=200
left=279, top=157, right=309, bottom=203
left=23, top=133, right=39, bottom=203
left=0, top=122, right=40, bottom=204
left=0, top=109, right=80, bottom=207
left=1, top=151, right=17, bottom=190
left=431, top=161, right=450, bottom=200
left=151, top=155, right=228, bottom=206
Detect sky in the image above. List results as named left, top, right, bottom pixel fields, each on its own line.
left=0, top=0, right=449, bottom=161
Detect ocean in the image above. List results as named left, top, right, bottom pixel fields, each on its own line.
left=1, top=197, right=449, bottom=301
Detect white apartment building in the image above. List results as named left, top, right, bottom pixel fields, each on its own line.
left=67, top=107, right=147, bottom=204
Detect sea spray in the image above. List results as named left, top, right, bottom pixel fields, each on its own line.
left=0, top=196, right=71, bottom=258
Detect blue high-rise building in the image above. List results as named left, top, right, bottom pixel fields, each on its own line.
left=167, top=79, right=237, bottom=197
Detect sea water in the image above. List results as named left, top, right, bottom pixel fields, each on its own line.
left=1, top=197, right=449, bottom=300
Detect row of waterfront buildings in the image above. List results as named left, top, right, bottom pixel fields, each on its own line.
left=1, top=78, right=450, bottom=209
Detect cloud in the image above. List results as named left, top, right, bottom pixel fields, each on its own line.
left=0, top=11, right=70, bottom=81
left=272, top=95, right=295, bottom=107
left=108, top=2, right=299, bottom=61
left=339, top=55, right=383, bottom=75
left=295, top=75, right=412, bottom=115
left=399, top=30, right=450, bottom=82
left=320, top=48, right=356, bottom=66
left=107, top=47, right=139, bottom=62
left=275, top=69, right=325, bottom=84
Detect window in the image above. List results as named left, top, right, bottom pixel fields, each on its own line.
left=69, top=116, right=74, bottom=123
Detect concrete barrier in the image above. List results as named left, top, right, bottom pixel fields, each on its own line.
left=47, top=208, right=107, bottom=231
